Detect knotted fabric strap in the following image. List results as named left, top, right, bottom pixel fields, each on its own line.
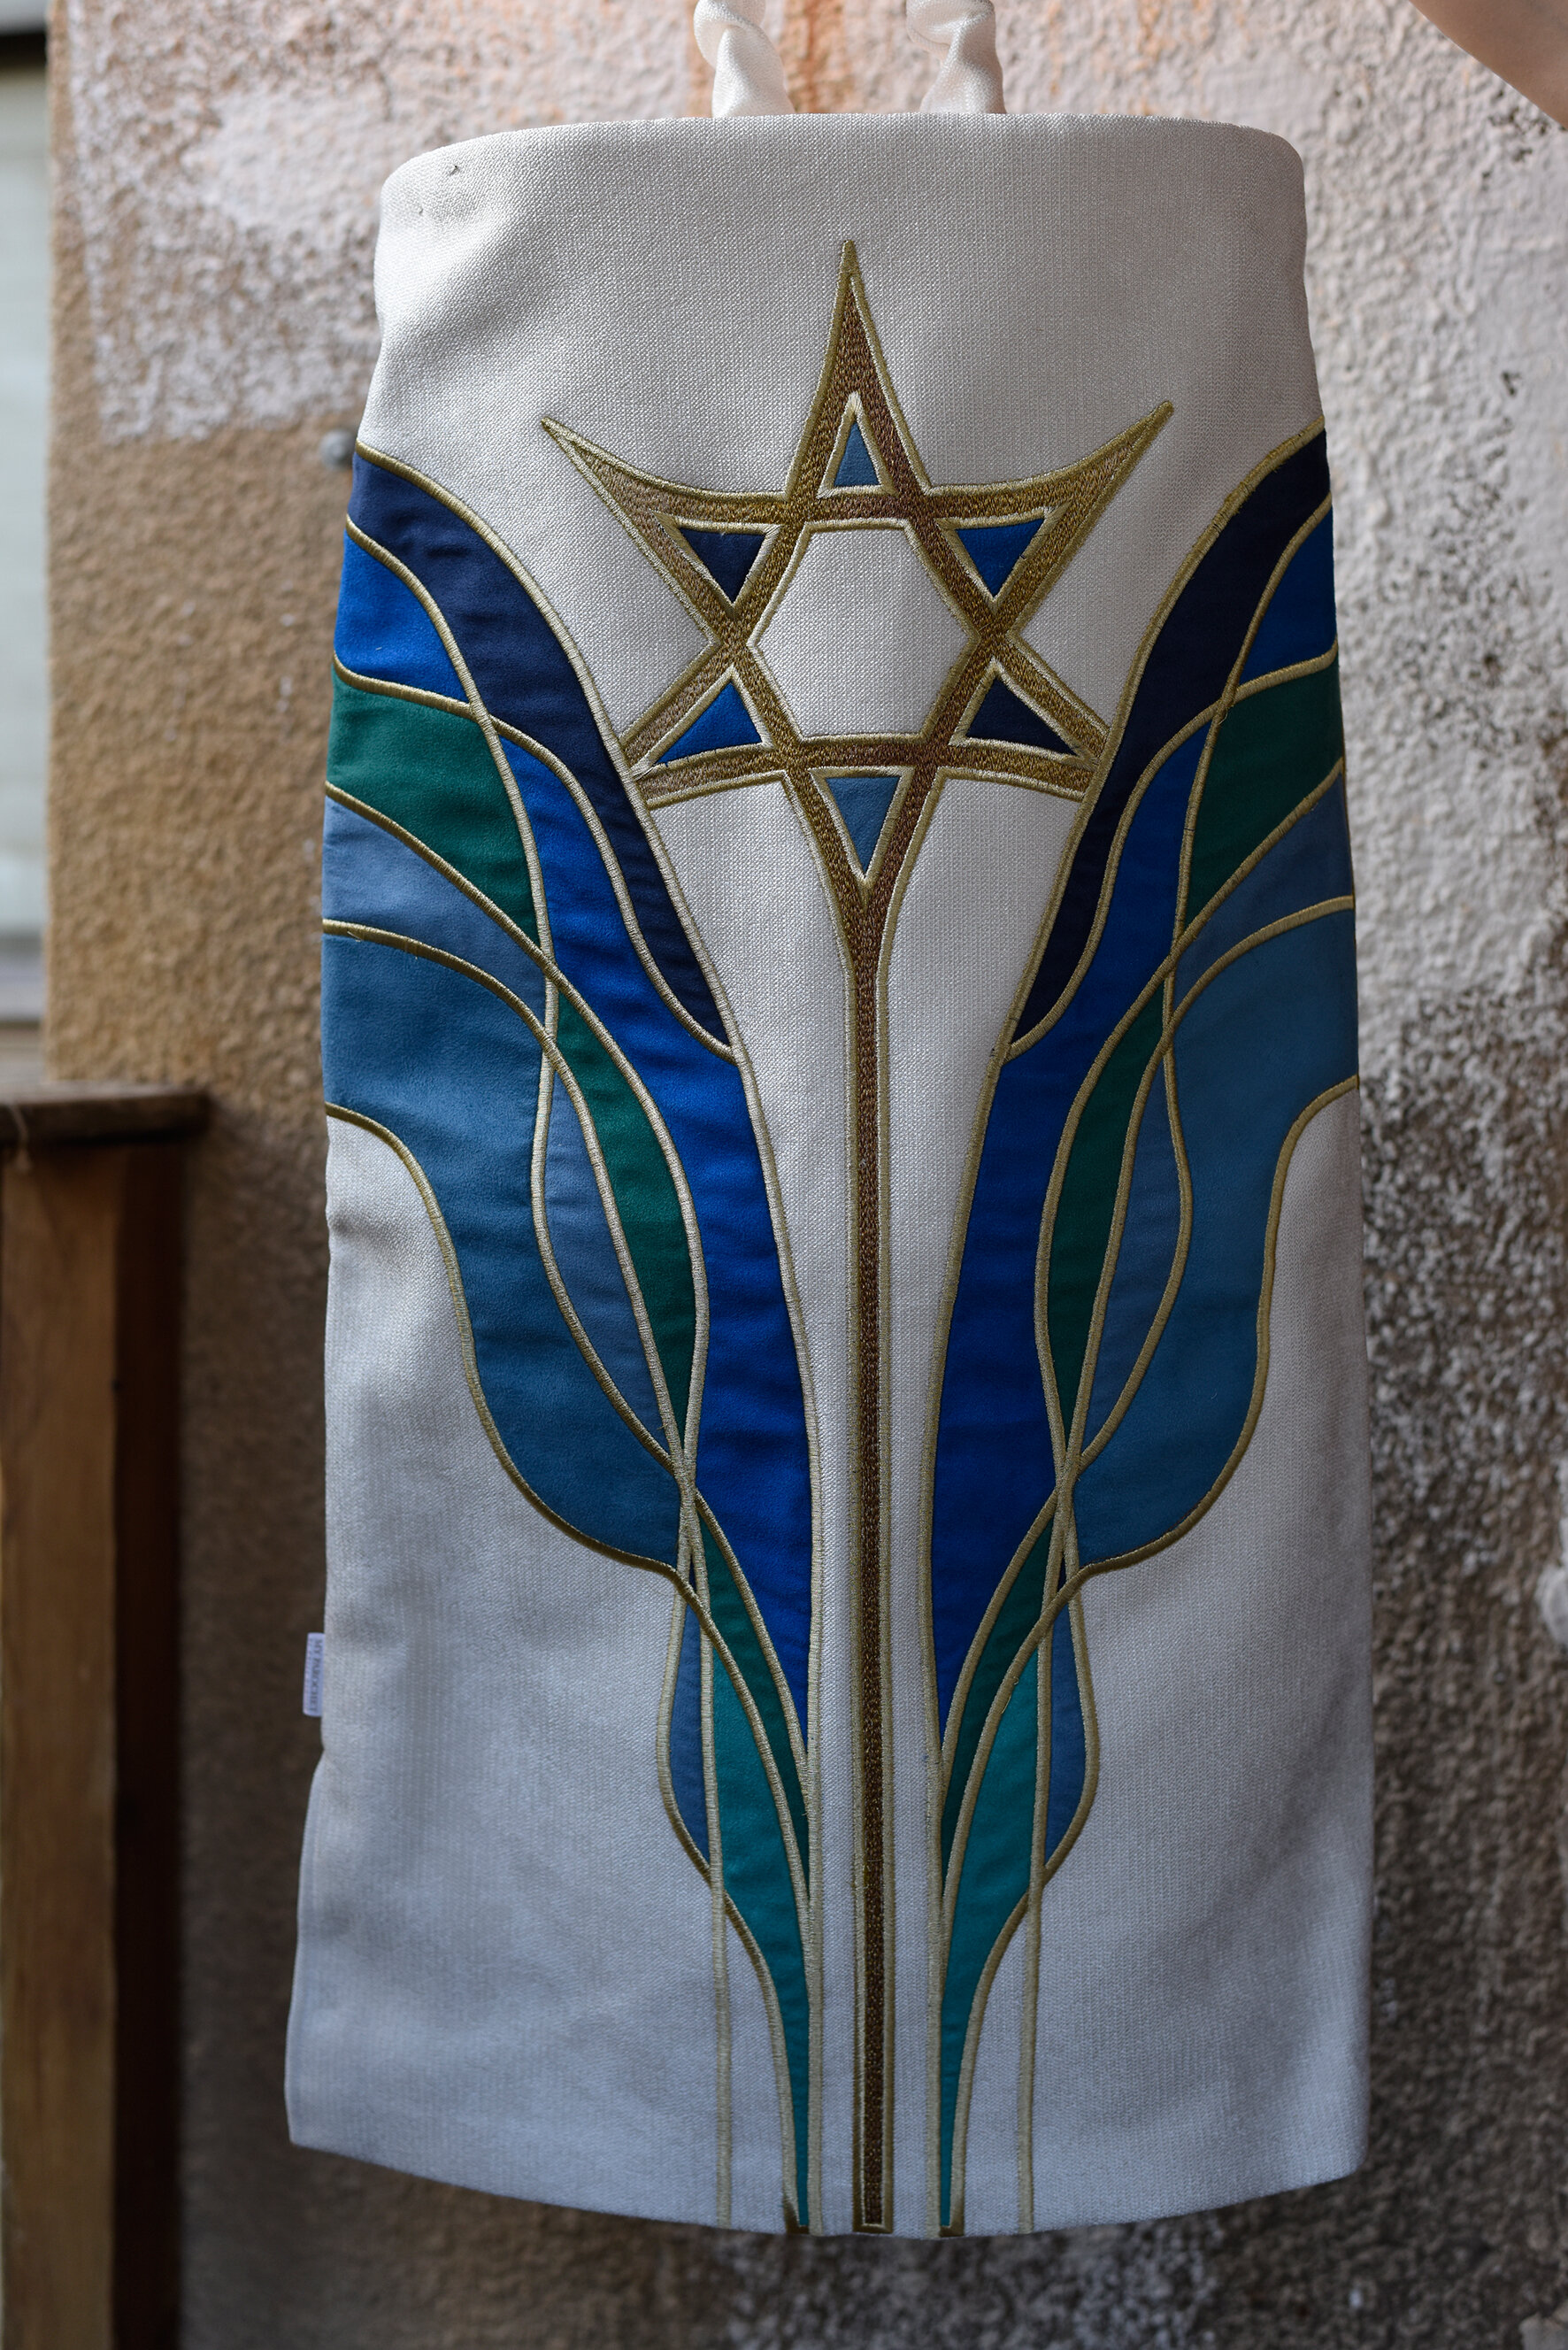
left=907, top=0, right=1005, bottom=112
left=694, top=0, right=795, bottom=115
left=698, top=0, right=1006, bottom=116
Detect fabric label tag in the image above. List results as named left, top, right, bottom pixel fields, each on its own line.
left=302, top=1632, right=325, bottom=1719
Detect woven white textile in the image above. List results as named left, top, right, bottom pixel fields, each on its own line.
left=289, top=112, right=1373, bottom=2238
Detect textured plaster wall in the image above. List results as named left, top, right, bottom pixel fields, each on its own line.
left=45, top=2, right=1568, bottom=2343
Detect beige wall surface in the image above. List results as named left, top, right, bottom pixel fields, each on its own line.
left=46, top=1, right=1568, bottom=2342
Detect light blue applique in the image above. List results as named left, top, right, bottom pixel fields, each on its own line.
left=965, top=674, right=1073, bottom=756
left=824, top=774, right=900, bottom=870
left=956, top=517, right=1043, bottom=596
left=833, top=416, right=880, bottom=488
left=678, top=526, right=767, bottom=602
left=658, top=680, right=763, bottom=763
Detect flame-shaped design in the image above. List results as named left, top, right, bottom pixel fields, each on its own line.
left=316, top=411, right=1358, bottom=2238
left=319, top=450, right=819, bottom=2226
left=926, top=425, right=1357, bottom=2231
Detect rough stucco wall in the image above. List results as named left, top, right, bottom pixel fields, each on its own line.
left=44, top=2, right=1568, bottom=2342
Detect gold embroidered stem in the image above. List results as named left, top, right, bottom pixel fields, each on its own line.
left=785, top=733, right=953, bottom=2226
left=696, top=1549, right=734, bottom=2228
left=543, top=240, right=1169, bottom=2231
left=781, top=761, right=910, bottom=2228
left=849, top=948, right=895, bottom=2231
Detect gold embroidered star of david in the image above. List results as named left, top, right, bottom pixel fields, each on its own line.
left=542, top=246, right=1171, bottom=2235
left=543, top=243, right=1170, bottom=888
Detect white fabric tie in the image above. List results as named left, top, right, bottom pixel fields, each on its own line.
left=695, top=0, right=795, bottom=115
left=698, top=0, right=1006, bottom=118
left=907, top=0, right=1006, bottom=112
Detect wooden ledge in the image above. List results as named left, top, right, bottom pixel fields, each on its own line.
left=0, top=1083, right=210, bottom=1151
left=1, top=1120, right=198, bottom=2346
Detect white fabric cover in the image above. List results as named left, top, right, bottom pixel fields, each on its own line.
left=290, top=112, right=1373, bottom=2238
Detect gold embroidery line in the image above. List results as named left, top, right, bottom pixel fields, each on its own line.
left=350, top=454, right=735, bottom=1065
left=1002, top=699, right=1219, bottom=1064
left=645, top=751, right=1090, bottom=818
left=323, top=814, right=816, bottom=1789
left=654, top=1591, right=732, bottom=2224
left=331, top=1043, right=822, bottom=2200
left=938, top=911, right=1354, bottom=2218
left=637, top=803, right=834, bottom=2220
left=1029, top=890, right=1355, bottom=1494
left=327, top=928, right=811, bottom=1847
left=327, top=923, right=708, bottom=1507
left=529, top=1045, right=682, bottom=1470
left=654, top=1576, right=803, bottom=2238
left=1010, top=1586, right=1101, bottom=2237
left=943, top=1014, right=1351, bottom=2217
left=342, top=515, right=558, bottom=969
left=696, top=1553, right=734, bottom=2228
left=916, top=439, right=1335, bottom=2226
left=935, top=1491, right=1057, bottom=1792
left=940, top=1569, right=1101, bottom=2238
left=936, top=1506, right=1067, bottom=1966
left=327, top=1105, right=676, bottom=1580
left=641, top=736, right=1095, bottom=807
left=1071, top=771, right=1346, bottom=1475
left=331, top=651, right=469, bottom=720
left=941, top=1072, right=1360, bottom=1876
left=543, top=246, right=1167, bottom=2232
left=1003, top=453, right=1329, bottom=1059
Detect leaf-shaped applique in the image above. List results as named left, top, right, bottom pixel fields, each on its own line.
left=328, top=673, right=542, bottom=945
left=539, top=1070, right=668, bottom=1445
left=543, top=1000, right=696, bottom=1445
left=937, top=1601, right=1088, bottom=2218
left=322, top=468, right=819, bottom=2226
left=1067, top=908, right=1357, bottom=1565
left=1079, top=1061, right=1186, bottom=1452
left=343, top=451, right=726, bottom=1043
left=928, top=430, right=1352, bottom=2231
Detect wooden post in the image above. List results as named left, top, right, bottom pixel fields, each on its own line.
left=0, top=1086, right=206, bottom=2350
